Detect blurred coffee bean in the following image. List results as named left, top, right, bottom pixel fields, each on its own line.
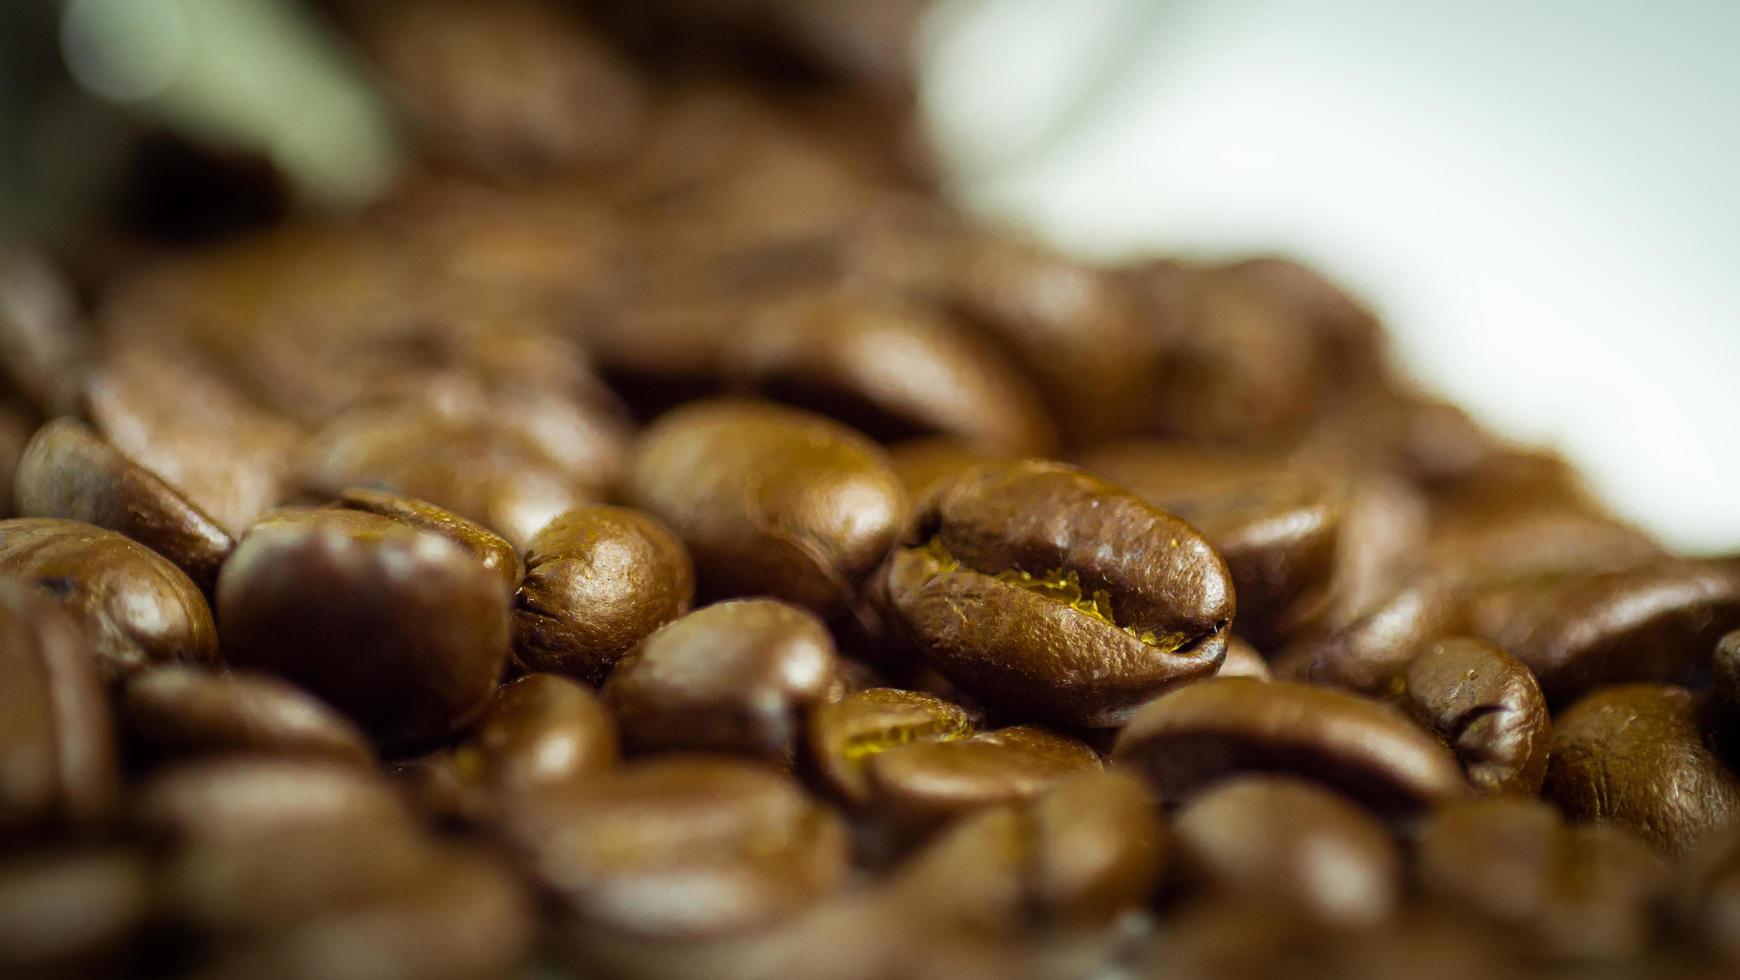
left=884, top=438, right=1014, bottom=500
left=1079, top=441, right=1340, bottom=648
left=0, top=582, right=116, bottom=835
left=1425, top=508, right=1664, bottom=590
left=15, top=418, right=233, bottom=591
left=0, top=847, right=150, bottom=980
left=498, top=756, right=849, bottom=937
left=216, top=509, right=510, bottom=753
left=1217, top=636, right=1271, bottom=680
left=807, top=687, right=976, bottom=807
left=0, top=409, right=31, bottom=518
left=888, top=770, right=1164, bottom=934
left=1391, top=638, right=1549, bottom=796
left=122, top=666, right=373, bottom=768
left=1676, top=821, right=1740, bottom=968
left=1717, top=630, right=1740, bottom=718
left=606, top=599, right=837, bottom=764
left=881, top=460, right=1231, bottom=727
left=513, top=505, right=694, bottom=682
left=862, top=725, right=1103, bottom=831
left=0, top=246, right=87, bottom=417
left=1544, top=684, right=1740, bottom=856
left=1417, top=797, right=1669, bottom=960
left=1316, top=469, right=1430, bottom=635
left=1114, top=677, right=1467, bottom=813
left=624, top=400, right=904, bottom=614
left=1170, top=776, right=1401, bottom=928
left=332, top=488, right=522, bottom=592
left=445, top=674, right=618, bottom=816
left=0, top=517, right=218, bottom=682
left=1275, top=578, right=1469, bottom=694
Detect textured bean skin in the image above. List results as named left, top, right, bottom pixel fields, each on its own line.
left=1113, top=677, right=1467, bottom=813
left=882, top=460, right=1233, bottom=727
left=624, top=400, right=904, bottom=615
left=217, top=509, right=510, bottom=753
left=1544, top=684, right=1740, bottom=857
left=513, top=505, right=694, bottom=682
left=0, top=517, right=219, bottom=682
left=1393, top=638, right=1549, bottom=796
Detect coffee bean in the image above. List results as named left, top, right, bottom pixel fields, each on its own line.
left=1417, top=797, right=1668, bottom=960
left=332, top=488, right=522, bottom=592
left=1113, top=676, right=1467, bottom=813
left=1275, top=579, right=1468, bottom=694
left=624, top=400, right=904, bottom=614
left=1080, top=441, right=1340, bottom=648
left=15, top=418, right=234, bottom=591
left=0, top=245, right=86, bottom=417
left=888, top=770, right=1164, bottom=934
left=1170, top=776, right=1401, bottom=928
left=0, top=847, right=150, bottom=980
left=0, top=517, right=218, bottom=682
left=446, top=673, right=618, bottom=816
left=122, top=666, right=373, bottom=767
left=498, top=756, right=849, bottom=937
left=1392, top=638, right=1549, bottom=796
left=606, top=599, right=837, bottom=763
left=216, top=508, right=510, bottom=753
left=862, top=725, right=1103, bottom=831
left=513, top=505, right=693, bottom=681
left=884, top=438, right=1012, bottom=501
left=1217, top=635, right=1271, bottom=680
left=0, top=582, right=116, bottom=835
left=1544, top=684, right=1740, bottom=856
left=807, top=687, right=976, bottom=807
left=1716, top=630, right=1740, bottom=716
left=0, top=409, right=32, bottom=519
left=881, top=460, right=1232, bottom=727
left=1676, top=821, right=1740, bottom=967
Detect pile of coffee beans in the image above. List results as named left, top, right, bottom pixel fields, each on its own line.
left=4, top=1, right=1739, bottom=977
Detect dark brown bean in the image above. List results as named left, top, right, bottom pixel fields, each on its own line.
left=1113, top=677, right=1467, bottom=813
left=1544, top=684, right=1740, bottom=856
left=333, top=488, right=521, bottom=592
left=1417, top=797, right=1669, bottom=961
left=624, top=400, right=904, bottom=614
left=497, top=756, right=850, bottom=937
left=881, top=460, right=1233, bottom=727
left=1171, top=776, right=1401, bottom=928
left=122, top=666, right=373, bottom=767
left=606, top=599, right=837, bottom=764
left=0, top=409, right=32, bottom=519
left=1676, top=821, right=1740, bottom=967
left=1217, top=635, right=1271, bottom=680
left=0, top=517, right=219, bottom=682
left=0, top=847, right=150, bottom=980
left=513, top=505, right=693, bottom=682
left=446, top=674, right=618, bottom=810
left=1275, top=578, right=1469, bottom=694
left=0, top=582, right=117, bottom=834
left=15, top=418, right=234, bottom=592
left=216, top=508, right=510, bottom=753
left=1392, top=638, right=1549, bottom=796
left=1716, top=629, right=1740, bottom=717
left=862, top=725, right=1103, bottom=830
left=0, top=245, right=86, bottom=416
left=807, top=687, right=976, bottom=807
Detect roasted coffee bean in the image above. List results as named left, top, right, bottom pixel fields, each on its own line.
left=122, top=666, right=373, bottom=767
left=333, top=488, right=521, bottom=592
left=624, top=400, right=904, bottom=614
left=1217, top=636, right=1271, bottom=680
left=0, top=582, right=117, bottom=834
left=1417, top=797, right=1669, bottom=960
left=1716, top=630, right=1740, bottom=716
left=0, top=517, right=218, bottom=682
left=606, top=599, right=837, bottom=764
left=0, top=245, right=86, bottom=416
left=1425, top=508, right=1663, bottom=589
left=1275, top=579, right=1468, bottom=694
left=0, top=846, right=150, bottom=980
left=1316, top=469, right=1429, bottom=635
left=808, top=687, right=976, bottom=807
left=884, top=438, right=1013, bottom=500
left=881, top=460, right=1232, bottom=727
left=1544, top=684, right=1740, bottom=856
left=216, top=508, right=510, bottom=753
left=888, top=770, right=1164, bottom=934
left=1676, top=821, right=1740, bottom=967
left=1473, top=559, right=1740, bottom=704
left=861, top=725, right=1103, bottom=831
left=0, top=409, right=32, bottom=519
left=1391, top=638, right=1549, bottom=796
left=1170, top=776, right=1401, bottom=928
left=1079, top=442, right=1340, bottom=649
left=15, top=418, right=234, bottom=591
left=498, top=756, right=850, bottom=937
left=513, top=505, right=693, bottom=681
left=1113, top=677, right=1467, bottom=813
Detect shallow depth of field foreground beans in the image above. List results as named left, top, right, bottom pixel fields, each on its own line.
left=1, top=2, right=1738, bottom=978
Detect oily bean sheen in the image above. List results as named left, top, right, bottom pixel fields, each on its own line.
left=1544, top=684, right=1740, bottom=856
left=216, top=508, right=510, bottom=753
left=498, top=757, right=850, bottom=937
left=606, top=599, right=837, bottom=764
left=333, top=488, right=522, bottom=592
left=1417, top=798, right=1669, bottom=960
left=121, top=666, right=373, bottom=767
left=449, top=674, right=618, bottom=812
left=14, top=418, right=233, bottom=592
left=513, top=505, right=694, bottom=682
left=882, top=460, right=1233, bottom=728
left=624, top=400, right=905, bottom=614
left=0, top=582, right=117, bottom=834
left=1392, top=638, right=1549, bottom=796
left=1113, top=677, right=1467, bottom=813
left=807, top=687, right=976, bottom=807
left=0, top=517, right=219, bottom=682
left=1171, top=776, right=1401, bottom=928
left=862, top=725, right=1103, bottom=830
